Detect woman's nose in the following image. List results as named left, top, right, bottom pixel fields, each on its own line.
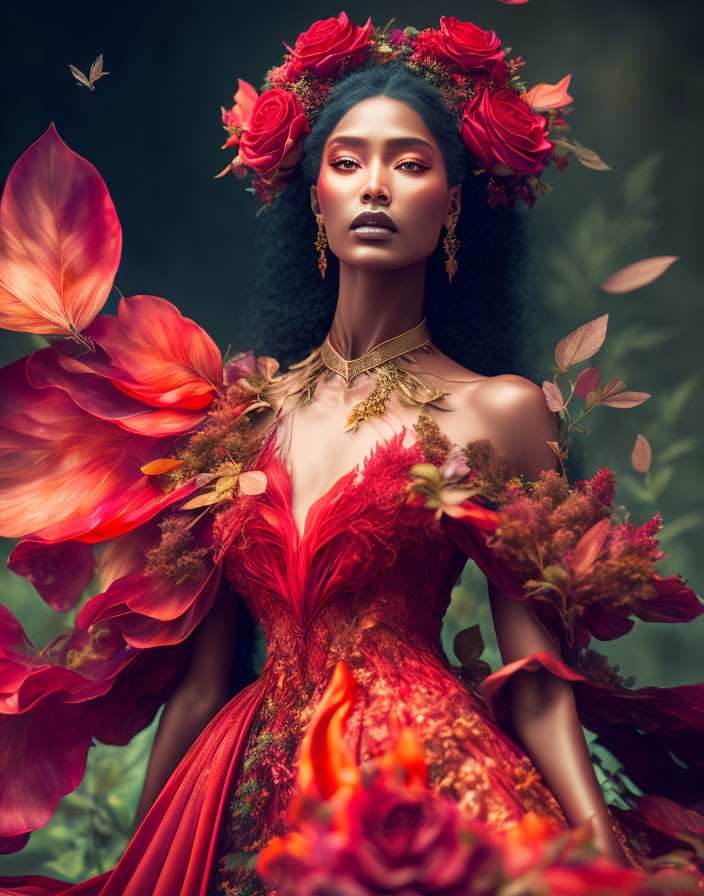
left=360, top=162, right=390, bottom=205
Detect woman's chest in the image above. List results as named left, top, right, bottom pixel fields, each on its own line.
left=282, top=375, right=491, bottom=540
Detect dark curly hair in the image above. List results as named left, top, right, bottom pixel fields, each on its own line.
left=244, top=63, right=543, bottom=378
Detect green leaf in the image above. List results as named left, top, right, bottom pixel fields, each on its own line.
left=656, top=436, right=701, bottom=466
left=662, top=375, right=700, bottom=426
left=623, top=152, right=664, bottom=214
left=644, top=466, right=674, bottom=497
left=660, top=511, right=704, bottom=543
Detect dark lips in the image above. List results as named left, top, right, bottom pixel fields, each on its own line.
left=350, top=211, right=397, bottom=231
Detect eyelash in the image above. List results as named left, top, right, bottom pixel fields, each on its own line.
left=330, top=157, right=428, bottom=172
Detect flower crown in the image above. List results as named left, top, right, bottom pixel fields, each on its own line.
left=218, top=12, right=604, bottom=210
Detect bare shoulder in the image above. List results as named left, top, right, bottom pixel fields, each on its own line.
left=472, top=374, right=560, bottom=480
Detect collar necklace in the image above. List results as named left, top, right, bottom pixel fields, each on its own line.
left=321, top=319, right=431, bottom=385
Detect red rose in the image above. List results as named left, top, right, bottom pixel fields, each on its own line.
left=460, top=88, right=554, bottom=175
left=434, top=17, right=505, bottom=73
left=329, top=775, right=498, bottom=894
left=239, top=88, right=310, bottom=177
left=288, top=12, right=373, bottom=79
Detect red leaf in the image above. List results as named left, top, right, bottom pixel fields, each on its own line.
left=542, top=380, right=565, bottom=412
left=574, top=366, right=600, bottom=398
left=554, top=314, right=608, bottom=372
left=570, top=517, right=611, bottom=579
left=0, top=124, right=121, bottom=336
left=600, top=256, right=680, bottom=294
left=631, top=434, right=652, bottom=473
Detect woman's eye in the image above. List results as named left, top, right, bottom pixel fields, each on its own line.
left=397, top=160, right=427, bottom=172
left=331, top=158, right=359, bottom=170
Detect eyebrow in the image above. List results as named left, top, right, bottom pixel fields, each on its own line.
left=326, top=135, right=436, bottom=153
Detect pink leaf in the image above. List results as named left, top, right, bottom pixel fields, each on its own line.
left=631, top=434, right=652, bottom=473
left=524, top=75, right=573, bottom=111
left=599, top=390, right=650, bottom=409
left=0, top=124, right=121, bottom=336
left=574, top=366, right=600, bottom=398
left=554, top=314, right=608, bottom=372
left=600, top=256, right=680, bottom=294
left=542, top=380, right=565, bottom=412
left=570, top=517, right=611, bottom=579
left=225, top=350, right=255, bottom=383
left=238, top=471, right=267, bottom=495
left=256, top=356, right=279, bottom=380
left=597, top=376, right=626, bottom=402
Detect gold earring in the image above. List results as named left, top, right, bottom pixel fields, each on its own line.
left=443, top=219, right=459, bottom=283
left=315, top=214, right=328, bottom=280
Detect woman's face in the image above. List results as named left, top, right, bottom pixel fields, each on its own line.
left=311, top=96, right=461, bottom=272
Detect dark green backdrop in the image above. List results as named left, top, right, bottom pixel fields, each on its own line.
left=1, top=0, right=702, bottom=881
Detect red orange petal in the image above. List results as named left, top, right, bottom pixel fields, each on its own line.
left=0, top=124, right=121, bottom=336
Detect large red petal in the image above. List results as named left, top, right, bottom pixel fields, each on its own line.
left=7, top=540, right=95, bottom=612
left=0, top=357, right=199, bottom=542
left=80, top=295, right=224, bottom=410
left=0, top=124, right=121, bottom=336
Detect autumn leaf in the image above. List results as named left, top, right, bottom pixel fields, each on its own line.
left=631, top=434, right=652, bottom=473
left=542, top=381, right=565, bottom=412
left=591, top=378, right=650, bottom=409
left=257, top=356, right=280, bottom=380
left=600, top=256, right=680, bottom=294
left=599, top=390, right=650, bottom=409
left=69, top=65, right=92, bottom=89
left=140, top=458, right=182, bottom=475
left=524, top=75, right=573, bottom=111
left=554, top=314, right=608, bottom=372
left=180, top=491, right=223, bottom=510
left=551, top=137, right=610, bottom=171
left=69, top=54, right=109, bottom=91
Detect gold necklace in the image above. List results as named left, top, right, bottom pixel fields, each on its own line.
left=320, top=319, right=431, bottom=384
left=265, top=319, right=446, bottom=432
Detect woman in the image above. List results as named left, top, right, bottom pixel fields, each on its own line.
left=0, top=14, right=702, bottom=896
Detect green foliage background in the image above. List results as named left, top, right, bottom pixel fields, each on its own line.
left=1, top=0, right=702, bottom=883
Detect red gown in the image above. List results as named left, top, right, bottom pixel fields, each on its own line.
left=0, top=330, right=703, bottom=895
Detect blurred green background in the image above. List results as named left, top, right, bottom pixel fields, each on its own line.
left=1, top=0, right=702, bottom=881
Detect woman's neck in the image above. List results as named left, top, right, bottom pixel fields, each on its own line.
left=328, top=259, right=427, bottom=359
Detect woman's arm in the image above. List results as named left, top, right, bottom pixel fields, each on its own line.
left=489, top=582, right=627, bottom=864
left=477, top=375, right=628, bottom=864
left=132, top=577, right=240, bottom=830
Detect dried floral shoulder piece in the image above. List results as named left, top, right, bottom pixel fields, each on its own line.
left=406, top=416, right=699, bottom=648
left=140, top=351, right=280, bottom=583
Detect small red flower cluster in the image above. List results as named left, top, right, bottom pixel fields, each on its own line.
left=219, top=12, right=579, bottom=208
